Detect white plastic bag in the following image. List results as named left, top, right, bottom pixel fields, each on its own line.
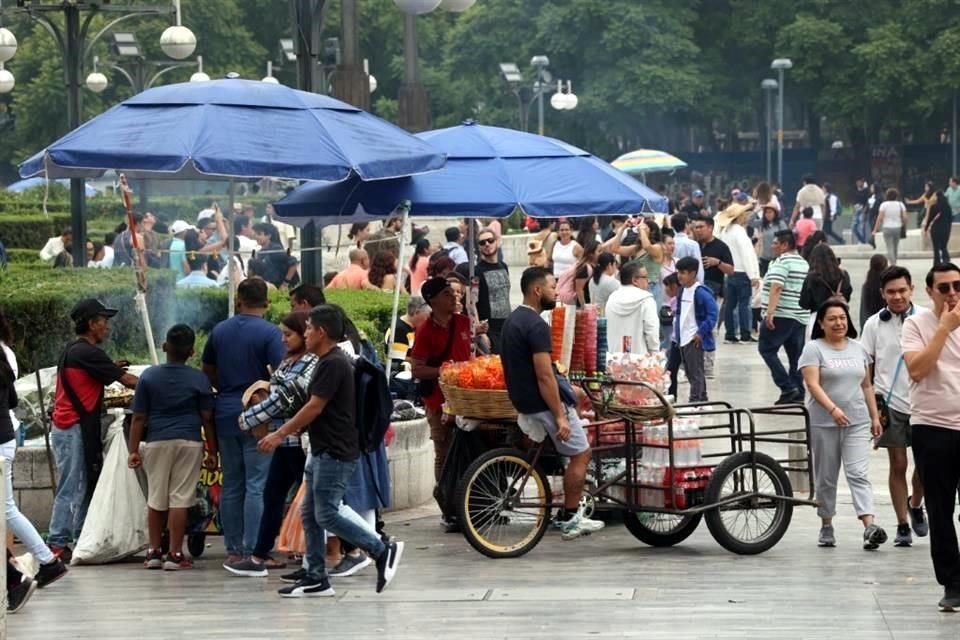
left=71, top=415, right=148, bottom=564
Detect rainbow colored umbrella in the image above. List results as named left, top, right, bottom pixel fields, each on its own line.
left=611, top=148, right=687, bottom=175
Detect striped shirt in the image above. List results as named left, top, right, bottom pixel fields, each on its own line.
left=761, top=251, right=809, bottom=323
left=240, top=353, right=318, bottom=448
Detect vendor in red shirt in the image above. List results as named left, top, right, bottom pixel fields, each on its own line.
left=47, top=298, right=138, bottom=560
left=410, top=277, right=471, bottom=532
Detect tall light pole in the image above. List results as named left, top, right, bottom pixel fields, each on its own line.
left=530, top=55, right=549, bottom=136
left=953, top=91, right=957, bottom=178
left=771, top=58, right=792, bottom=188
left=761, top=78, right=778, bottom=184
left=0, top=0, right=195, bottom=266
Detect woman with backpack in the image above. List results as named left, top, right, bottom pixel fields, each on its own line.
left=800, top=243, right=853, bottom=339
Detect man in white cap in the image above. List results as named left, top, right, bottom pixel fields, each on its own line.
left=168, top=220, right=193, bottom=279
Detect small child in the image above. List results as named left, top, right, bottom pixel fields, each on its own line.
left=128, top=324, right=218, bottom=571
left=795, top=206, right=817, bottom=250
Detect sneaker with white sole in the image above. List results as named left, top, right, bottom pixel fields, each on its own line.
left=7, top=578, right=37, bottom=614
left=560, top=510, right=605, bottom=541
left=329, top=553, right=372, bottom=578
left=144, top=548, right=164, bottom=570
left=818, top=524, right=836, bottom=547
left=375, top=540, right=404, bottom=593
left=278, top=577, right=335, bottom=598
left=894, top=523, right=912, bottom=547
left=863, top=523, right=888, bottom=550
left=223, top=557, right=268, bottom=577
left=280, top=568, right=307, bottom=584
left=909, top=498, right=929, bottom=537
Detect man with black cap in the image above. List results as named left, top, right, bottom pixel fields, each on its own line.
left=410, top=277, right=471, bottom=531
left=47, top=299, right=139, bottom=560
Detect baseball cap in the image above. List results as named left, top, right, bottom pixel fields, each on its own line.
left=70, top=298, right=118, bottom=323
left=420, top=277, right=452, bottom=303
left=170, top=220, right=192, bottom=235
left=197, top=208, right=215, bottom=224
left=692, top=189, right=704, bottom=198
left=735, top=191, right=750, bottom=203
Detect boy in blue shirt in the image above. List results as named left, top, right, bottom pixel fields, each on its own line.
left=668, top=257, right=719, bottom=403
left=128, top=324, right=218, bottom=570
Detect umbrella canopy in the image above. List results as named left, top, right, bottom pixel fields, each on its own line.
left=273, top=120, right=668, bottom=226
left=611, top=148, right=687, bottom=175
left=19, top=78, right=446, bottom=183
left=6, top=177, right=99, bottom=197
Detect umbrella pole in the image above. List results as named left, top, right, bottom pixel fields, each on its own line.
left=228, top=179, right=237, bottom=318
left=136, top=291, right=160, bottom=365
left=384, top=205, right=410, bottom=381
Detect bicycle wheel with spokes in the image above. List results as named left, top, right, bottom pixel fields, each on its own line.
left=457, top=447, right=552, bottom=558
left=704, top=451, right=794, bottom=555
left=623, top=511, right=702, bottom=547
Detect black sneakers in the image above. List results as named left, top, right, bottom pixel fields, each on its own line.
left=278, top=576, right=335, bottom=598
left=35, top=558, right=68, bottom=588
left=863, top=524, right=888, bottom=551
left=774, top=389, right=803, bottom=405
left=280, top=568, right=307, bottom=584
left=7, top=578, right=37, bottom=613
left=375, top=540, right=405, bottom=594
left=908, top=498, right=929, bottom=537
left=939, top=587, right=960, bottom=612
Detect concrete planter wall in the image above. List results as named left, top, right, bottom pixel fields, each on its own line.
left=13, top=417, right=436, bottom=526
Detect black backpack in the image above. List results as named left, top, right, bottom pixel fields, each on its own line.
left=354, top=355, right=391, bottom=452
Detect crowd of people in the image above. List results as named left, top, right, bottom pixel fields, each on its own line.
left=3, top=176, right=960, bottom=613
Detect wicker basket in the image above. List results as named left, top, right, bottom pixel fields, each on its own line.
left=439, top=382, right=518, bottom=420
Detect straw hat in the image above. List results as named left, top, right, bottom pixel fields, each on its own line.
left=715, top=202, right=753, bottom=230
left=241, top=380, right=272, bottom=408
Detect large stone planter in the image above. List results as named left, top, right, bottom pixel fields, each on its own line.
left=12, top=445, right=54, bottom=532
left=385, top=417, right=434, bottom=512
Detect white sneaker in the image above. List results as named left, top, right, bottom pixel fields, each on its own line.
left=560, top=510, right=606, bottom=541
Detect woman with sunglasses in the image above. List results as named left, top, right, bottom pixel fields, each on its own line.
left=799, top=299, right=886, bottom=551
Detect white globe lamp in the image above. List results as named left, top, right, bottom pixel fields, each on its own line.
left=439, top=0, right=477, bottom=11
left=261, top=75, right=280, bottom=84
left=550, top=91, right=566, bottom=110
left=369, top=74, right=378, bottom=93
left=85, top=71, right=108, bottom=93
left=0, top=66, right=14, bottom=94
left=0, top=28, right=16, bottom=64
left=393, top=0, right=443, bottom=14
left=160, top=25, right=197, bottom=60
left=565, top=92, right=578, bottom=110
left=190, top=71, right=210, bottom=82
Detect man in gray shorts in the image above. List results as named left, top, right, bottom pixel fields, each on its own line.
left=860, top=266, right=928, bottom=546
left=500, top=267, right=604, bottom=540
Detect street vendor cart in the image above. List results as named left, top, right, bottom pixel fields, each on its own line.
left=444, top=376, right=815, bottom=558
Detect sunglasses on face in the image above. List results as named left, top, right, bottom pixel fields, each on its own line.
left=935, top=281, right=960, bottom=294
left=478, top=238, right=495, bottom=246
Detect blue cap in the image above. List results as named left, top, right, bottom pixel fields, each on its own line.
left=735, top=191, right=749, bottom=203
left=692, top=189, right=704, bottom=198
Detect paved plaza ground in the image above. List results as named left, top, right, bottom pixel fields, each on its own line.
left=11, top=255, right=960, bottom=639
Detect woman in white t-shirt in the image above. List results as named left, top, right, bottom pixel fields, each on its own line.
left=551, top=219, right=582, bottom=278
left=588, top=252, right=620, bottom=314
left=872, top=188, right=908, bottom=265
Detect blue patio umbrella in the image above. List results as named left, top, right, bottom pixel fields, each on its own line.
left=272, top=120, right=668, bottom=226
left=19, top=78, right=446, bottom=182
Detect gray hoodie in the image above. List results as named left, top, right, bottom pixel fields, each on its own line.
left=605, top=285, right=660, bottom=355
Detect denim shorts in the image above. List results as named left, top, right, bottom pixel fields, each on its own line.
left=518, top=405, right=590, bottom=457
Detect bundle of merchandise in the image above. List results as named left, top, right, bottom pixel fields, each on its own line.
left=637, top=416, right=712, bottom=509
left=550, top=306, right=565, bottom=364
left=439, top=356, right=506, bottom=390
left=604, top=351, right=668, bottom=406
left=596, top=317, right=608, bottom=374
left=570, top=305, right=598, bottom=378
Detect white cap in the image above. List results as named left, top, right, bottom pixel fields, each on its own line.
left=197, top=208, right=215, bottom=223
left=170, top=220, right=192, bottom=235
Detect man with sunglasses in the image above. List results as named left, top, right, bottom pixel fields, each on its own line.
left=860, top=266, right=927, bottom=548
left=902, top=262, right=960, bottom=611
left=456, top=227, right=510, bottom=353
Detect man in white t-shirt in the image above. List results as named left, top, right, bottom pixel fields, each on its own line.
left=902, top=262, right=960, bottom=611
left=860, top=266, right=927, bottom=548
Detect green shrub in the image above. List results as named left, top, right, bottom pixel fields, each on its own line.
left=0, top=215, right=58, bottom=250
left=0, top=266, right=176, bottom=369
left=5, top=248, right=43, bottom=264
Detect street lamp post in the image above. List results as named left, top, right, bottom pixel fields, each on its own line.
left=0, top=0, right=195, bottom=266
left=530, top=55, right=549, bottom=136
left=771, top=58, right=792, bottom=188
left=761, top=78, right=778, bottom=184
left=499, top=57, right=559, bottom=134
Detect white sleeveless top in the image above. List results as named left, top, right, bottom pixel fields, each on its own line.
left=552, top=240, right=577, bottom=277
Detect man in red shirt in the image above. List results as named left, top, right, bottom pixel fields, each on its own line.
left=410, top=277, right=471, bottom=531
left=47, top=299, right=138, bottom=560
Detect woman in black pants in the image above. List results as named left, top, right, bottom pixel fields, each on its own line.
left=922, top=191, right=953, bottom=266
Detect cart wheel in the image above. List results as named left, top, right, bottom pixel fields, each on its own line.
left=457, top=447, right=552, bottom=559
left=704, top=451, right=793, bottom=555
left=623, top=511, right=701, bottom=547
left=187, top=534, right=206, bottom=558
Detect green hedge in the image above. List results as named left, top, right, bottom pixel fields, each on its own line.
left=0, top=266, right=404, bottom=369
left=5, top=248, right=43, bottom=264
left=0, top=266, right=177, bottom=369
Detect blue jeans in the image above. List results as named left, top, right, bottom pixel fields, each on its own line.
left=724, top=273, right=753, bottom=340
left=219, top=432, right=273, bottom=556
left=48, top=424, right=89, bottom=548
left=758, top=317, right=806, bottom=394
left=301, top=453, right=386, bottom=582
